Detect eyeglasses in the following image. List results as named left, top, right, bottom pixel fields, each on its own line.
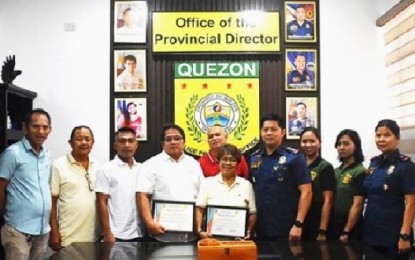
left=164, top=136, right=183, bottom=143
left=85, top=172, right=93, bottom=192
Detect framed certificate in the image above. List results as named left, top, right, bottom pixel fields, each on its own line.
left=205, top=205, right=248, bottom=238
left=152, top=200, right=195, bottom=233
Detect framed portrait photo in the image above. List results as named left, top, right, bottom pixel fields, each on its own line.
left=114, top=49, right=147, bottom=92
left=114, top=1, right=147, bottom=43
left=285, top=49, right=317, bottom=91
left=286, top=97, right=318, bottom=140
left=115, top=97, right=147, bottom=141
left=284, top=1, right=317, bottom=43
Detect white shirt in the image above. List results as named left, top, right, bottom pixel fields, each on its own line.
left=117, top=69, right=144, bottom=90
left=136, top=151, right=204, bottom=202
left=196, top=174, right=256, bottom=214
left=115, top=25, right=146, bottom=43
left=95, top=155, right=144, bottom=239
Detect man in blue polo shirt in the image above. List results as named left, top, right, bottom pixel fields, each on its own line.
left=249, top=114, right=312, bottom=240
left=0, top=108, right=52, bottom=260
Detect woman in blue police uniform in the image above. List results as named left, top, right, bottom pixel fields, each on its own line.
left=327, top=129, right=365, bottom=241
left=364, top=119, right=415, bottom=259
left=300, top=127, right=336, bottom=240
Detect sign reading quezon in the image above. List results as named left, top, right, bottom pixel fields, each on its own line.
left=153, top=12, right=280, bottom=53
left=174, top=61, right=260, bottom=156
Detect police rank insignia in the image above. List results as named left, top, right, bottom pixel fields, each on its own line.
left=386, top=165, right=395, bottom=175
left=387, top=165, right=395, bottom=175
left=289, top=25, right=298, bottom=32
left=279, top=156, right=286, bottom=164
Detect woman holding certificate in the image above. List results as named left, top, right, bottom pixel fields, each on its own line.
left=196, top=144, right=257, bottom=240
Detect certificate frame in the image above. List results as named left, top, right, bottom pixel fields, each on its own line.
left=205, top=205, right=248, bottom=238
left=152, top=200, right=196, bottom=233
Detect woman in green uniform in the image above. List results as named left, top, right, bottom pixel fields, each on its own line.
left=328, top=129, right=365, bottom=241
left=300, top=127, right=335, bottom=240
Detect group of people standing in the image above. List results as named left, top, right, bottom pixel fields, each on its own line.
left=298, top=119, right=415, bottom=259
left=0, top=109, right=414, bottom=260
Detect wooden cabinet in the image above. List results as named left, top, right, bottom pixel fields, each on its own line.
left=0, top=83, right=37, bottom=153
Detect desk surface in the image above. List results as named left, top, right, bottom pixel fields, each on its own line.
left=50, top=240, right=392, bottom=260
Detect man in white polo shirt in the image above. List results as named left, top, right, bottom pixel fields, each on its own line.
left=136, top=123, right=204, bottom=236
left=96, top=127, right=145, bottom=242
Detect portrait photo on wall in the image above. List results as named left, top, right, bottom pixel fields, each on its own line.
left=114, top=1, right=147, bottom=43
left=115, top=98, right=147, bottom=141
left=286, top=97, right=318, bottom=140
left=285, top=49, right=317, bottom=91
left=114, top=49, right=147, bottom=92
left=285, top=1, right=317, bottom=42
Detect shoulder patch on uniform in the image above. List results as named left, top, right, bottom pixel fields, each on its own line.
left=285, top=147, right=299, bottom=154
left=400, top=155, right=411, bottom=161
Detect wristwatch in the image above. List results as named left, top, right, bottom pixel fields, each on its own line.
left=294, top=220, right=303, bottom=228
left=400, top=233, right=410, bottom=241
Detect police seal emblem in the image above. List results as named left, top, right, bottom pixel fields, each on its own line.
left=194, top=93, right=240, bottom=135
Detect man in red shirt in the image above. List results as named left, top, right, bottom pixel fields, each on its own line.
left=198, top=125, right=249, bottom=179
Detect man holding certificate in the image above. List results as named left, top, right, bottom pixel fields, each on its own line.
left=136, top=124, right=204, bottom=237
left=249, top=114, right=312, bottom=240
left=196, top=144, right=256, bottom=240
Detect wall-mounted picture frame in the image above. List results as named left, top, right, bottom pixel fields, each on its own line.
left=114, top=49, right=147, bottom=92
left=286, top=97, right=318, bottom=140
left=114, top=1, right=147, bottom=43
left=284, top=1, right=317, bottom=43
left=285, top=49, right=317, bottom=91
left=115, top=97, right=147, bottom=141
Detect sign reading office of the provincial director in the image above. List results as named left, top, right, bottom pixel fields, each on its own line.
left=152, top=12, right=280, bottom=53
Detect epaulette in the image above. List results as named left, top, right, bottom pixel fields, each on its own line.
left=400, top=154, right=411, bottom=161
left=370, top=155, right=382, bottom=161
left=250, top=149, right=261, bottom=156
left=285, top=146, right=299, bottom=154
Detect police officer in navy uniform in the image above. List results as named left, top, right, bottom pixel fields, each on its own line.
left=249, top=114, right=312, bottom=240
left=287, top=53, right=315, bottom=87
left=286, top=4, right=314, bottom=40
left=364, top=119, right=415, bottom=259
left=288, top=102, right=315, bottom=136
